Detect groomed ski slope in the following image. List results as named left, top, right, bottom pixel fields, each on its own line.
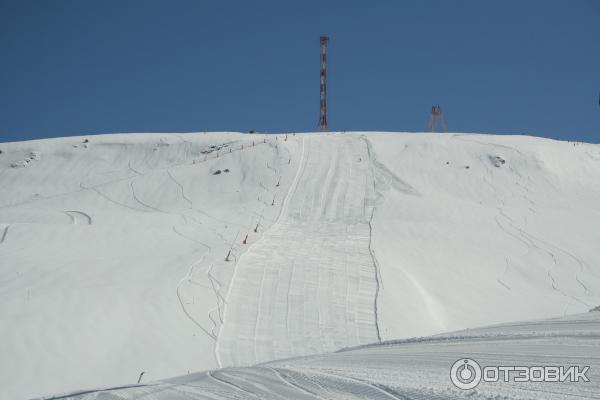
left=40, top=312, right=600, bottom=400
left=1, top=131, right=599, bottom=399
left=217, top=136, right=380, bottom=367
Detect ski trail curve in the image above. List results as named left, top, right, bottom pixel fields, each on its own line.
left=64, top=211, right=92, bottom=225
left=176, top=255, right=216, bottom=341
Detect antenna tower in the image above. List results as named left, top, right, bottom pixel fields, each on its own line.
left=429, top=105, right=448, bottom=132
left=318, top=36, right=329, bottom=131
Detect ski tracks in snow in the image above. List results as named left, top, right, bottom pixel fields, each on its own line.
left=463, top=134, right=593, bottom=307
left=216, top=135, right=382, bottom=368
left=176, top=251, right=216, bottom=341
left=0, top=224, right=8, bottom=243
left=63, top=210, right=92, bottom=225
left=171, top=225, right=227, bottom=343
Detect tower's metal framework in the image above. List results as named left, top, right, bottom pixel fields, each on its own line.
left=318, top=36, right=329, bottom=131
left=429, top=105, right=448, bottom=132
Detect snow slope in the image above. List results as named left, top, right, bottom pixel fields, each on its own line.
left=367, top=133, right=600, bottom=340
left=0, top=132, right=301, bottom=399
left=39, top=311, right=600, bottom=399
left=1, top=131, right=599, bottom=399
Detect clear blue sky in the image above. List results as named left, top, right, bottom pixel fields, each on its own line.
left=1, top=0, right=599, bottom=143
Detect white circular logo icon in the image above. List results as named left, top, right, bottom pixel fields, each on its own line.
left=450, top=358, right=482, bottom=389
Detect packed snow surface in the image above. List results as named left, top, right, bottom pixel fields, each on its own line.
left=1, top=131, right=599, bottom=399
left=37, top=312, right=600, bottom=399
left=216, top=136, right=380, bottom=367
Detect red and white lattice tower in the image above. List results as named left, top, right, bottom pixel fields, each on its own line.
left=429, top=105, right=448, bottom=132
left=318, top=35, right=329, bottom=131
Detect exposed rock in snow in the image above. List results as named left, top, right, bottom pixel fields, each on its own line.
left=489, top=154, right=506, bottom=167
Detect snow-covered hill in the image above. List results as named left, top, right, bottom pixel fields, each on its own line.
left=1, top=132, right=599, bottom=399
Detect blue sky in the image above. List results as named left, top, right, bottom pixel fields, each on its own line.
left=1, top=0, right=599, bottom=143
